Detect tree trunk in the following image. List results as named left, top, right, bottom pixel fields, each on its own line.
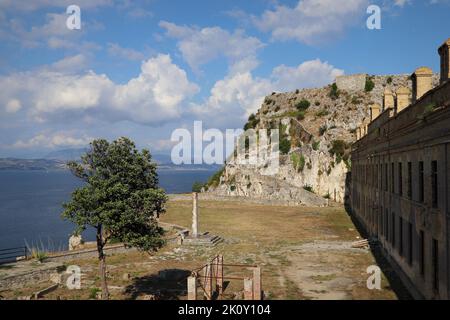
left=96, top=225, right=109, bottom=300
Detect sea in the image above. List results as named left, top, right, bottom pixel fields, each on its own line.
left=0, top=169, right=215, bottom=252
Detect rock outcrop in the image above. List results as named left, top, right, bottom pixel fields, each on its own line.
left=207, top=74, right=440, bottom=205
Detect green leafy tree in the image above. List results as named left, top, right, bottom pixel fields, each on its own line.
left=62, top=137, right=167, bottom=300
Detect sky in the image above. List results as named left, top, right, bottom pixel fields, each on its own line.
left=0, top=0, right=449, bottom=158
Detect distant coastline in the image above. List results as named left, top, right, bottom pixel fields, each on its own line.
left=0, top=158, right=221, bottom=172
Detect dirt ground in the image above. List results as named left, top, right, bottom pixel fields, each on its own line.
left=0, top=199, right=407, bottom=300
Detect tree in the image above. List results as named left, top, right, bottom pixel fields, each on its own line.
left=62, top=137, right=167, bottom=300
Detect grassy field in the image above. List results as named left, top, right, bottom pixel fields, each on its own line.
left=1, top=199, right=401, bottom=300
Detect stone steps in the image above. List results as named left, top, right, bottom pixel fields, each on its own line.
left=183, top=234, right=223, bottom=247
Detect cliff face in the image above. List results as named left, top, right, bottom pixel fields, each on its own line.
left=207, top=74, right=439, bottom=206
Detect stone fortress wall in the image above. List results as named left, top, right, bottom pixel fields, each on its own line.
left=336, top=74, right=367, bottom=92
left=349, top=38, right=450, bottom=300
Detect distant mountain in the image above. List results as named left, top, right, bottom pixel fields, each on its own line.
left=0, top=148, right=221, bottom=172
left=44, top=148, right=88, bottom=161
left=0, top=158, right=66, bottom=171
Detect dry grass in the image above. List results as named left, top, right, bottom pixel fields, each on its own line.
left=1, top=199, right=400, bottom=300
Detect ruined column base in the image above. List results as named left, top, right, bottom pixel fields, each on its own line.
left=183, top=232, right=223, bottom=247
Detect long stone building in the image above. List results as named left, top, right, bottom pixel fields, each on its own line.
left=350, top=38, right=450, bottom=299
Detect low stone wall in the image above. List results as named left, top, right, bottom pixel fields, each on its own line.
left=169, top=193, right=329, bottom=207
left=45, top=244, right=136, bottom=263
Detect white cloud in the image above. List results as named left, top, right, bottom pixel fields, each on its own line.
left=107, top=43, right=145, bottom=61
left=393, top=0, right=410, bottom=6
left=51, top=54, right=89, bottom=72
left=0, top=54, right=199, bottom=126
left=191, top=59, right=344, bottom=127
left=159, top=21, right=265, bottom=72
left=12, top=132, right=93, bottom=149
left=253, top=0, right=368, bottom=45
left=5, top=99, right=22, bottom=113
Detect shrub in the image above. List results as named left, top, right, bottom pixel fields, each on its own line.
left=295, top=89, right=300, bottom=94
left=31, top=249, right=48, bottom=263
left=279, top=138, right=291, bottom=155
left=296, top=99, right=311, bottom=111
left=291, top=153, right=305, bottom=172
left=296, top=111, right=306, bottom=121
left=303, top=185, right=314, bottom=193
left=315, top=109, right=329, bottom=117
left=207, top=167, right=225, bottom=187
left=312, top=141, right=320, bottom=151
left=387, top=77, right=393, bottom=84
left=351, top=96, right=362, bottom=105
left=192, top=181, right=205, bottom=193
left=89, top=288, right=101, bottom=300
left=365, top=78, right=375, bottom=92
left=329, top=140, right=350, bottom=164
left=244, top=113, right=259, bottom=130
left=329, top=83, right=339, bottom=99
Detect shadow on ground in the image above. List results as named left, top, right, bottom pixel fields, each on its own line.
left=124, top=268, right=191, bottom=300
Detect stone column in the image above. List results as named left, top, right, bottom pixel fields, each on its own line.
left=384, top=88, right=394, bottom=110
left=192, top=192, right=198, bottom=238
left=187, top=276, right=197, bottom=300
left=438, top=38, right=450, bottom=84
left=412, top=67, right=433, bottom=102
left=396, top=87, right=410, bottom=113
left=252, top=267, right=262, bottom=300
left=243, top=278, right=254, bottom=300
left=370, top=104, right=381, bottom=121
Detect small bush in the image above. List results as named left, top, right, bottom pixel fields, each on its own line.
left=315, top=109, right=329, bottom=117
left=296, top=99, right=311, bottom=111
left=291, top=153, right=305, bottom=172
left=303, top=185, right=314, bottom=193
left=192, top=181, right=205, bottom=193
left=365, top=78, right=375, bottom=92
left=89, top=287, right=100, bottom=300
left=207, top=167, right=225, bottom=187
left=329, top=140, right=351, bottom=164
left=295, top=89, right=300, bottom=94
left=296, top=111, right=306, bottom=121
left=279, top=138, right=291, bottom=155
left=243, top=113, right=259, bottom=130
left=31, top=249, right=47, bottom=263
left=312, top=141, right=320, bottom=151
left=329, top=83, right=339, bottom=99
left=387, top=77, right=393, bottom=84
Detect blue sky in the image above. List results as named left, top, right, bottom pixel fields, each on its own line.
left=0, top=0, right=449, bottom=158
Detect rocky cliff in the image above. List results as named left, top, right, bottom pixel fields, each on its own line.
left=206, top=73, right=440, bottom=206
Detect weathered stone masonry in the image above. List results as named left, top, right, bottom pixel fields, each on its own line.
left=350, top=38, right=450, bottom=299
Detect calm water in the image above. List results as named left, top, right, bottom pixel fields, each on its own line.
left=0, top=169, right=215, bottom=251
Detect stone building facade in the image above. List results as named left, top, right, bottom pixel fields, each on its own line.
left=350, top=38, right=450, bottom=299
